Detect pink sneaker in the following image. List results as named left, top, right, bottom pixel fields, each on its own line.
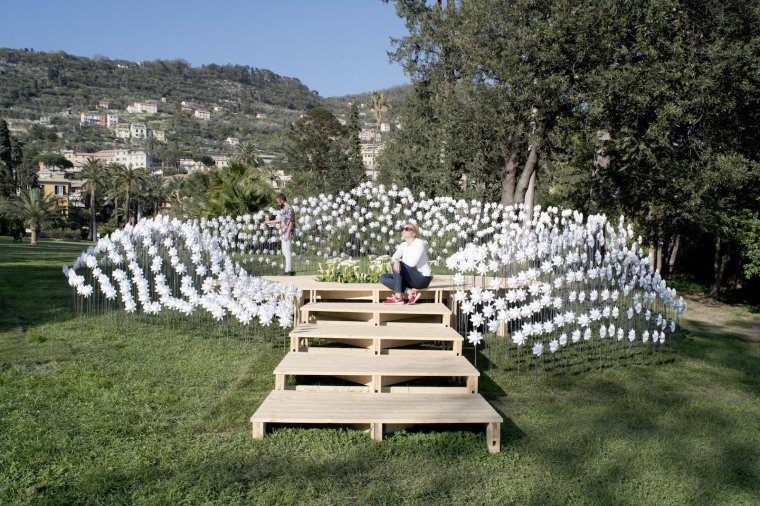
left=383, top=295, right=405, bottom=304
left=407, top=290, right=421, bottom=305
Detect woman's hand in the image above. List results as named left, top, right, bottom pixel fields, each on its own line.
left=393, top=259, right=400, bottom=273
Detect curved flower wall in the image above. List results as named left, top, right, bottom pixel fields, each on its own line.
left=64, top=183, right=686, bottom=370
left=65, top=215, right=300, bottom=330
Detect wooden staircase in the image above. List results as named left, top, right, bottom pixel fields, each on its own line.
left=250, top=281, right=503, bottom=453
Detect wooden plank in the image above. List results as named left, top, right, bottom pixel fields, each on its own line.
left=290, top=323, right=463, bottom=341
left=384, top=386, right=471, bottom=394
left=273, top=352, right=479, bottom=377
left=250, top=391, right=502, bottom=424
left=487, top=422, right=501, bottom=453
left=301, top=302, right=451, bottom=316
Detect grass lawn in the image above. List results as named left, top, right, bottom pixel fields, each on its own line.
left=1, top=237, right=758, bottom=505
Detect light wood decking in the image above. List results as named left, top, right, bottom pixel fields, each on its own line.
left=273, top=351, right=479, bottom=393
left=250, top=391, right=502, bottom=453
left=289, top=323, right=463, bottom=354
left=250, top=279, right=503, bottom=453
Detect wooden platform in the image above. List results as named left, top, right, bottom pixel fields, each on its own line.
left=289, top=323, right=463, bottom=355
left=300, top=301, right=452, bottom=326
left=251, top=390, right=502, bottom=453
left=250, top=277, right=503, bottom=452
left=274, top=351, right=478, bottom=393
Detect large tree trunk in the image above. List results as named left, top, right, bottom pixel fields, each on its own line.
left=125, top=190, right=131, bottom=225
left=514, top=135, right=545, bottom=204
left=89, top=189, right=96, bottom=241
left=711, top=237, right=733, bottom=296
left=590, top=131, right=611, bottom=214
left=668, top=234, right=681, bottom=274
left=499, top=151, right=520, bottom=205
left=30, top=228, right=37, bottom=245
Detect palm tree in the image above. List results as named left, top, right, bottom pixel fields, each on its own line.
left=81, top=157, right=107, bottom=241
left=1, top=188, right=58, bottom=245
left=232, top=141, right=263, bottom=168
left=114, top=164, right=148, bottom=225
left=141, top=174, right=171, bottom=217
left=368, top=91, right=389, bottom=180
left=205, top=161, right=270, bottom=217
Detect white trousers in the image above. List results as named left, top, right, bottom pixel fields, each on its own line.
left=281, top=239, right=293, bottom=272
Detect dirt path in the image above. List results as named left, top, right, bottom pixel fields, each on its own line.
left=682, top=294, right=760, bottom=342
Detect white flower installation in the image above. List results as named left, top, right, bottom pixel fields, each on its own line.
left=64, top=183, right=685, bottom=373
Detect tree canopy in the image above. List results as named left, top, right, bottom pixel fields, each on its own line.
left=381, top=0, right=760, bottom=295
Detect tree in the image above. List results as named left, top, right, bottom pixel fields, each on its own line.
left=36, top=152, right=73, bottom=169
left=80, top=157, right=107, bottom=240
left=140, top=174, right=171, bottom=217
left=232, top=141, right=263, bottom=167
left=285, top=107, right=363, bottom=197
left=204, top=162, right=271, bottom=217
left=347, top=103, right=364, bottom=180
left=368, top=92, right=388, bottom=180
left=385, top=0, right=760, bottom=295
left=0, top=119, right=14, bottom=197
left=1, top=188, right=58, bottom=245
left=113, top=165, right=148, bottom=225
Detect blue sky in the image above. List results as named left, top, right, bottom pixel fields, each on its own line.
left=1, top=0, right=410, bottom=97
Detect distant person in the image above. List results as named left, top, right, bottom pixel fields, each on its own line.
left=381, top=223, right=432, bottom=304
left=12, top=230, right=21, bottom=243
left=263, top=193, right=297, bottom=276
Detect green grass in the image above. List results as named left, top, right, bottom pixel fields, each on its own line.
left=1, top=238, right=759, bottom=505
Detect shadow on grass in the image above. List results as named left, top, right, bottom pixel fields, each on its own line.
left=0, top=239, right=84, bottom=332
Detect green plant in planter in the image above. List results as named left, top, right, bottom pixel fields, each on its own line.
left=317, top=255, right=391, bottom=283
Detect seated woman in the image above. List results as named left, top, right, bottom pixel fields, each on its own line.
left=380, top=223, right=432, bottom=304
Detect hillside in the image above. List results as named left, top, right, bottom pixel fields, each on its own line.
left=0, top=48, right=412, bottom=173
left=0, top=48, right=325, bottom=157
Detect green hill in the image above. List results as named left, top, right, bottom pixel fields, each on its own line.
left=0, top=48, right=408, bottom=165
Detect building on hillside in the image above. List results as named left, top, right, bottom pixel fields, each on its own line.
left=194, top=109, right=211, bottom=120
left=211, top=154, right=229, bottom=168
left=130, top=123, right=147, bottom=139
left=153, top=130, right=166, bottom=141
left=39, top=116, right=53, bottom=126
left=361, top=143, right=385, bottom=181
left=359, top=128, right=381, bottom=143
left=36, top=168, right=85, bottom=215
left=380, top=122, right=391, bottom=132
left=268, top=169, right=290, bottom=191
left=106, top=114, right=119, bottom=129
left=255, top=113, right=267, bottom=119
left=126, top=101, right=158, bottom=114
left=60, top=149, right=153, bottom=170
left=225, top=137, right=240, bottom=146
left=98, top=99, right=111, bottom=109
left=179, top=158, right=208, bottom=173
left=80, top=112, right=101, bottom=126
left=115, top=125, right=131, bottom=139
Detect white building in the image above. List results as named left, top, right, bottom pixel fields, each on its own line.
left=115, top=125, right=131, bottom=139
left=126, top=101, right=158, bottom=114
left=194, top=109, right=211, bottom=120
left=130, top=123, right=147, bottom=139
left=225, top=137, right=240, bottom=146
left=211, top=154, right=229, bottom=168
left=106, top=114, right=119, bottom=129
left=80, top=112, right=101, bottom=126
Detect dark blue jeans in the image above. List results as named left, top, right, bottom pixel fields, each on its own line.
left=380, top=262, right=432, bottom=294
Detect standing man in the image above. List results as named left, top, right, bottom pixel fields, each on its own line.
left=264, top=193, right=296, bottom=276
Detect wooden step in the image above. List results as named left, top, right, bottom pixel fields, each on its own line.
left=289, top=323, right=463, bottom=355
left=300, top=302, right=452, bottom=326
left=262, top=275, right=457, bottom=304
left=273, top=351, right=478, bottom=393
left=250, top=390, right=502, bottom=453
